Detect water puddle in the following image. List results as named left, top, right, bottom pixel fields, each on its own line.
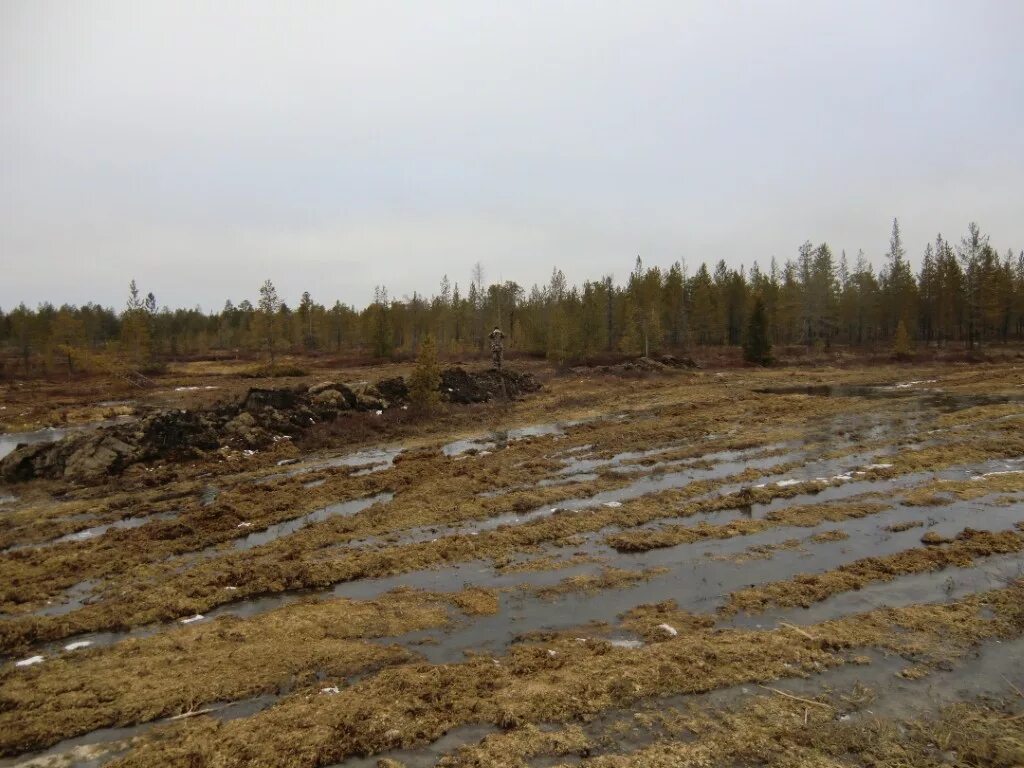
left=0, top=417, right=137, bottom=461
left=442, top=422, right=571, bottom=457
left=756, top=384, right=1024, bottom=412
left=328, top=724, right=498, bottom=768
left=3, top=511, right=181, bottom=554
left=30, top=579, right=101, bottom=618
left=354, top=493, right=1023, bottom=665
left=229, top=492, right=393, bottom=551
left=0, top=426, right=74, bottom=461
left=724, top=551, right=1024, bottom=631
left=258, top=447, right=403, bottom=484
left=0, top=694, right=279, bottom=768
left=326, top=623, right=1024, bottom=768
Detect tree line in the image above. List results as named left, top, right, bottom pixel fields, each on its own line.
left=2, top=219, right=1023, bottom=377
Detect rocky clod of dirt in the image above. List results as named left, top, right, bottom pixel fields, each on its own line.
left=0, top=367, right=541, bottom=483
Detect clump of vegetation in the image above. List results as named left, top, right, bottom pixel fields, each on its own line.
left=408, top=334, right=442, bottom=413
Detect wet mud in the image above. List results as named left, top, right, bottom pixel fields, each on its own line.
left=1, top=362, right=1023, bottom=766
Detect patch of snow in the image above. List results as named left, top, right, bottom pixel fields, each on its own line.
left=224, top=586, right=239, bottom=591
left=864, top=463, right=893, bottom=470
left=320, top=686, right=341, bottom=695
left=179, top=614, right=205, bottom=624
left=237, top=522, right=253, bottom=528
left=242, top=450, right=257, bottom=457
left=603, top=501, right=622, bottom=508
left=64, top=641, right=92, bottom=651
left=547, top=649, right=558, bottom=658
left=776, top=479, right=801, bottom=488
left=15, top=655, right=44, bottom=667
left=893, top=379, right=938, bottom=389
left=657, top=623, right=678, bottom=637
left=609, top=639, right=644, bottom=649
left=971, top=469, right=1024, bottom=481
left=374, top=410, right=383, bottom=416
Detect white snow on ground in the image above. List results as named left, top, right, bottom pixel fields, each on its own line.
left=15, top=655, right=44, bottom=667
left=657, top=623, right=678, bottom=637
left=775, top=479, right=801, bottom=487
left=179, top=614, right=205, bottom=624
left=972, top=470, right=1024, bottom=481
left=64, top=641, right=92, bottom=651
left=609, top=639, right=644, bottom=649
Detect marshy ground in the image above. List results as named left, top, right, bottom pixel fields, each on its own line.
left=1, top=358, right=1022, bottom=767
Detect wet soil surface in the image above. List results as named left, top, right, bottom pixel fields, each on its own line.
left=1, top=364, right=1023, bottom=767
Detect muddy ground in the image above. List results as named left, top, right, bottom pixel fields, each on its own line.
left=0, top=359, right=1022, bottom=767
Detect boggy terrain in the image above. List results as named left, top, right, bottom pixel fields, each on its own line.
left=0, top=359, right=1022, bottom=767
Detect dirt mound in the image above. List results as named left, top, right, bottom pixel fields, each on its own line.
left=439, top=367, right=542, bottom=404
left=375, top=377, right=409, bottom=405
left=0, top=368, right=541, bottom=482
left=576, top=355, right=699, bottom=375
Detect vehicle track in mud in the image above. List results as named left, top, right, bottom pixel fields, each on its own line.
left=1, top=363, right=1022, bottom=767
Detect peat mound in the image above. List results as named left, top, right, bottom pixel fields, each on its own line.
left=0, top=367, right=541, bottom=483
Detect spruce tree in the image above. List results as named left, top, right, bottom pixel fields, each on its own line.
left=408, top=333, right=441, bottom=413
left=743, top=294, right=772, bottom=366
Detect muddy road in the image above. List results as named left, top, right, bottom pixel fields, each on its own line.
left=0, top=362, right=1022, bottom=767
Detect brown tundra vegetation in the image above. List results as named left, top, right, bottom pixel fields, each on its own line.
left=0, top=354, right=1022, bottom=767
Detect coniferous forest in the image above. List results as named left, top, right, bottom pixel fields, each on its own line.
left=3, top=219, right=1023, bottom=377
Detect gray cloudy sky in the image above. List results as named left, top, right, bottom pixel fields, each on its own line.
left=2, top=1, right=1022, bottom=311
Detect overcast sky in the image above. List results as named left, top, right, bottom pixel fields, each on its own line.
left=2, top=1, right=1022, bottom=312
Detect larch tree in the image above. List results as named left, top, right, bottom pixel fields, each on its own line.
left=256, top=279, right=282, bottom=364
left=120, top=279, right=152, bottom=369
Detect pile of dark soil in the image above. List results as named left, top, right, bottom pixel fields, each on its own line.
left=0, top=367, right=541, bottom=483
left=439, top=367, right=542, bottom=404
left=578, top=355, right=699, bottom=375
